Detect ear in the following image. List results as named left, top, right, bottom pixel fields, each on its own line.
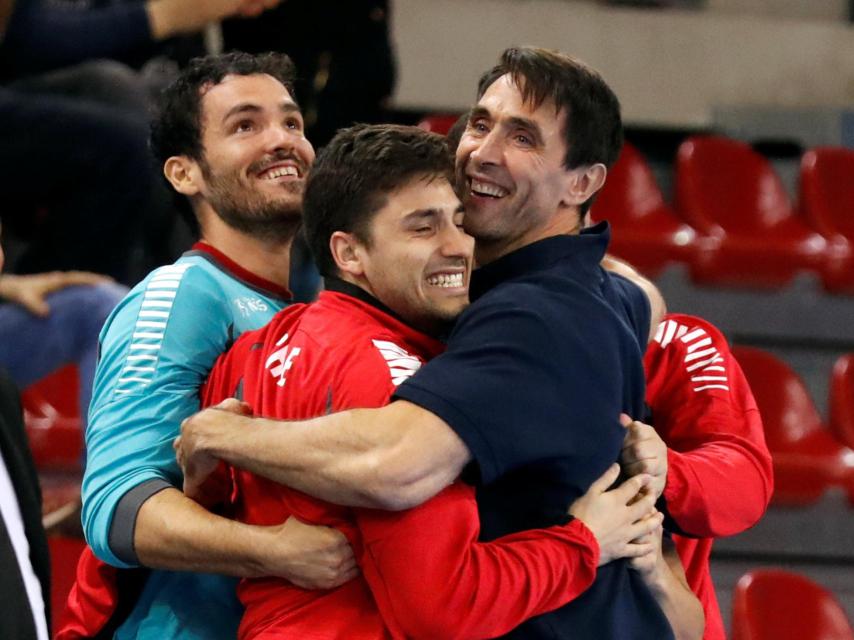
left=561, top=163, right=607, bottom=208
left=329, top=231, right=366, bottom=277
left=164, top=156, right=203, bottom=196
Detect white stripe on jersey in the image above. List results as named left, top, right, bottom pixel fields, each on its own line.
left=116, top=265, right=192, bottom=393
left=652, top=319, right=730, bottom=392
left=372, top=339, right=423, bottom=386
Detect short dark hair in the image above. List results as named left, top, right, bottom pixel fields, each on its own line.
left=304, top=124, right=454, bottom=278
left=150, top=51, right=297, bottom=166
left=477, top=47, right=623, bottom=213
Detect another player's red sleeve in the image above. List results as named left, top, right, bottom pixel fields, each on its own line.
left=645, top=313, right=773, bottom=537
left=192, top=338, right=257, bottom=509
left=355, top=482, right=599, bottom=640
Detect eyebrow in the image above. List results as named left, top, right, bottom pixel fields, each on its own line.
left=469, top=106, right=490, bottom=122
left=402, top=209, right=440, bottom=224
left=222, top=100, right=301, bottom=124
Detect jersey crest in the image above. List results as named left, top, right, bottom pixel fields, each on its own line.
left=265, top=332, right=301, bottom=387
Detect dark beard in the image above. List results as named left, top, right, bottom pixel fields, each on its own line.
left=211, top=181, right=303, bottom=243
left=203, top=163, right=305, bottom=243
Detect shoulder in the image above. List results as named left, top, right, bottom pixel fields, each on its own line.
left=645, top=313, right=735, bottom=398
left=648, top=313, right=730, bottom=356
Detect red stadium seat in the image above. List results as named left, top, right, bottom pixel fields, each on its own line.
left=417, top=114, right=463, bottom=136
left=799, top=147, right=854, bottom=293
left=674, top=136, right=826, bottom=288
left=732, top=569, right=854, bottom=640
left=21, top=365, right=84, bottom=472
left=731, top=346, right=854, bottom=505
left=49, top=536, right=88, bottom=635
left=590, top=142, right=696, bottom=277
left=830, top=354, right=854, bottom=452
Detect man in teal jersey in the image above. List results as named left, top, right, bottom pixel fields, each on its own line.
left=80, top=52, right=356, bottom=639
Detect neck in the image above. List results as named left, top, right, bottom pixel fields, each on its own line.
left=475, top=207, right=582, bottom=266
left=337, top=271, right=375, bottom=298
left=199, top=214, right=295, bottom=288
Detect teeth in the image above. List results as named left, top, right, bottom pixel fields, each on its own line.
left=426, top=273, right=464, bottom=288
left=263, top=166, right=298, bottom=180
left=471, top=179, right=508, bottom=198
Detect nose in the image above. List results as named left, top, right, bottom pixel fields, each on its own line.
left=469, top=129, right=503, bottom=168
left=264, top=122, right=296, bottom=153
left=440, top=222, right=475, bottom=262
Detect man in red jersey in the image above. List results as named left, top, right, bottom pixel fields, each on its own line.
left=622, top=313, right=774, bottom=640
left=191, top=124, right=682, bottom=639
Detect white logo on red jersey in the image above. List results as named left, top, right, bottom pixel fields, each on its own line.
left=653, top=319, right=729, bottom=392
left=372, top=339, right=423, bottom=386
left=265, top=332, right=301, bottom=387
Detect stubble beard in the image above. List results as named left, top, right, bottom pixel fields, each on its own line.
left=203, top=164, right=304, bottom=244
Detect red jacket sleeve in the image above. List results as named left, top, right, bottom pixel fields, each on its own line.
left=645, top=313, right=773, bottom=537
left=355, top=482, right=599, bottom=640
left=193, top=338, right=258, bottom=509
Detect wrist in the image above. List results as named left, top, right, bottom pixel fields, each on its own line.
left=238, top=523, right=284, bottom=577
left=642, top=563, right=670, bottom=596
left=200, top=413, right=250, bottom=462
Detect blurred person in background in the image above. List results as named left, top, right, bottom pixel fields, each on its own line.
left=0, top=0, right=282, bottom=283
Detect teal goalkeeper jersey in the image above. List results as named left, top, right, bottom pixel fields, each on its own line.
left=81, top=243, right=290, bottom=639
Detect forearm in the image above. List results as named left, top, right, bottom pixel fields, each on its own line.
left=134, top=488, right=273, bottom=576
left=664, top=439, right=772, bottom=537
left=644, top=547, right=704, bottom=640
left=2, top=1, right=151, bottom=74
left=358, top=484, right=599, bottom=639
left=187, top=401, right=469, bottom=510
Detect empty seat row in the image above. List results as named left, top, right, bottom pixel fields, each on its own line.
left=732, top=569, right=853, bottom=640
left=733, top=346, right=854, bottom=506
left=596, top=137, right=854, bottom=292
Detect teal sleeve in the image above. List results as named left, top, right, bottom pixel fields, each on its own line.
left=81, top=266, right=233, bottom=567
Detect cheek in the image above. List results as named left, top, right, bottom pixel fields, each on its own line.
left=299, top=139, right=316, bottom=165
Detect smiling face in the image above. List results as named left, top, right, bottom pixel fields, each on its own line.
left=193, top=73, right=316, bottom=240
left=349, top=175, right=473, bottom=335
left=455, top=74, right=578, bottom=263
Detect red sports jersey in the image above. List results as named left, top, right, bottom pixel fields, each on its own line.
left=202, top=287, right=600, bottom=640
left=645, top=313, right=774, bottom=640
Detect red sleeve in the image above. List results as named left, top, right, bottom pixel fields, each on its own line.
left=355, top=482, right=599, bottom=640
left=645, top=314, right=774, bottom=537
left=194, top=337, right=257, bottom=508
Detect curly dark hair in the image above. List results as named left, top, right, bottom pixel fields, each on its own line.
left=304, top=124, right=454, bottom=277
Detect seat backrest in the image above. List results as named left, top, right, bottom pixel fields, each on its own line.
left=800, top=146, right=854, bottom=241
left=829, top=353, right=854, bottom=451
left=731, top=346, right=823, bottom=451
left=675, top=135, right=794, bottom=235
left=732, top=569, right=854, bottom=640
left=591, top=142, right=669, bottom=223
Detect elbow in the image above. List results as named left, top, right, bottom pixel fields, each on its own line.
left=82, top=509, right=126, bottom=568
